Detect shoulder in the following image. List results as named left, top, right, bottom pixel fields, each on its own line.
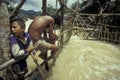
left=25, top=32, right=31, bottom=39
left=25, top=32, right=32, bottom=41
left=10, top=35, right=17, bottom=44
left=10, top=35, right=15, bottom=40
left=47, top=15, right=54, bottom=20
left=40, top=15, right=53, bottom=20
left=44, top=15, right=54, bottom=23
left=25, top=32, right=30, bottom=37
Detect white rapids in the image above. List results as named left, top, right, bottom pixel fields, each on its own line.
left=25, top=19, right=120, bottom=80
left=47, top=36, right=120, bottom=80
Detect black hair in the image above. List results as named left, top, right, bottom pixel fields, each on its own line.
left=0, top=77, right=4, bottom=80
left=10, top=18, right=26, bottom=29
left=50, top=14, right=61, bottom=26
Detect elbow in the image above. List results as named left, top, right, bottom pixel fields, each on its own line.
left=12, top=50, right=24, bottom=58
left=12, top=54, right=20, bottom=58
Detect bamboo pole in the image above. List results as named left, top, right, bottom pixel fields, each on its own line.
left=30, top=53, right=47, bottom=79
left=0, top=55, right=28, bottom=70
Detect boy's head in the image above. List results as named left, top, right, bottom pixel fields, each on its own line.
left=10, top=18, right=26, bottom=36
left=10, top=18, right=26, bottom=29
left=50, top=14, right=61, bottom=26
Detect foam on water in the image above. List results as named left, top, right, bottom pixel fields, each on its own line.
left=47, top=36, right=120, bottom=80
left=25, top=20, right=120, bottom=80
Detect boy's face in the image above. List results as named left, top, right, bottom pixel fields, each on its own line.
left=11, top=21, right=24, bottom=37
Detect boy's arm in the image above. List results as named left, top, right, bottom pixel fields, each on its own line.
left=11, top=43, right=28, bottom=57
left=28, top=39, right=35, bottom=53
left=29, top=40, right=38, bottom=63
left=47, top=22, right=58, bottom=41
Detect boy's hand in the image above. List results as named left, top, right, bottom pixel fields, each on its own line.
left=27, top=46, right=35, bottom=53
left=49, top=34, right=58, bottom=40
left=31, top=53, right=38, bottom=63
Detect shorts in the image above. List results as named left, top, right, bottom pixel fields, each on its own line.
left=13, top=58, right=27, bottom=74
left=34, top=40, right=51, bottom=52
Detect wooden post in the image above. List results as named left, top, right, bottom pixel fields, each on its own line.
left=42, top=0, right=49, bottom=71
left=42, top=0, right=47, bottom=37
left=98, top=8, right=103, bottom=40
left=42, top=0, right=47, bottom=38
left=60, top=0, right=64, bottom=49
left=0, top=0, right=15, bottom=80
left=56, top=0, right=58, bottom=10
left=42, top=0, right=47, bottom=15
left=76, top=0, right=79, bottom=12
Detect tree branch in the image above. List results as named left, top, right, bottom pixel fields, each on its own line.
left=57, top=0, right=75, bottom=14
left=10, top=0, right=26, bottom=20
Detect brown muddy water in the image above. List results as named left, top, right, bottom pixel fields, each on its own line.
left=25, top=20, right=120, bottom=80
left=46, top=36, right=120, bottom=80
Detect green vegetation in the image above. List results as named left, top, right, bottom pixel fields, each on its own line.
left=71, top=1, right=81, bottom=10
left=8, top=0, right=16, bottom=12
left=47, top=4, right=57, bottom=14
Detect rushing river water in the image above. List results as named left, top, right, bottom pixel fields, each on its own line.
left=46, top=36, right=120, bottom=80
left=25, top=19, right=120, bottom=80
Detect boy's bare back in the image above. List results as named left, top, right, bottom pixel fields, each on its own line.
left=29, top=15, right=54, bottom=43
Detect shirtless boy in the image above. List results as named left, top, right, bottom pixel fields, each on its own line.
left=28, top=14, right=61, bottom=63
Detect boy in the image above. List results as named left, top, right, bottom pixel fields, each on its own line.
left=28, top=14, right=61, bottom=62
left=10, top=18, right=35, bottom=80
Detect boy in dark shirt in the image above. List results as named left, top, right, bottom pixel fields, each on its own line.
left=10, top=18, right=35, bottom=80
